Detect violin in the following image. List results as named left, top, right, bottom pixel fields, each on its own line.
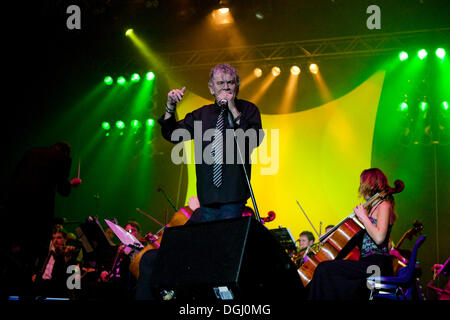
left=298, top=180, right=404, bottom=287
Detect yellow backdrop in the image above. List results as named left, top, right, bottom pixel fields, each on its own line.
left=170, top=70, right=385, bottom=241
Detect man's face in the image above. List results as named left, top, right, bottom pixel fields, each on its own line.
left=125, top=224, right=139, bottom=238
left=208, top=70, right=237, bottom=103
left=299, top=235, right=313, bottom=250
left=52, top=232, right=66, bottom=249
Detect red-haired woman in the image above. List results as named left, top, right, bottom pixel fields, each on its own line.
left=308, top=168, right=397, bottom=300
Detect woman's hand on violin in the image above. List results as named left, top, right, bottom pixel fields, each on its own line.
left=354, top=203, right=369, bottom=223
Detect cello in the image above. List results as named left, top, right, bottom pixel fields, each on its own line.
left=297, top=179, right=404, bottom=287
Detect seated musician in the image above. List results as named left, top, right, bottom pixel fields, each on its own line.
left=308, top=168, right=397, bottom=300
left=32, top=225, right=81, bottom=298
left=98, top=220, right=142, bottom=300
left=293, top=231, right=316, bottom=267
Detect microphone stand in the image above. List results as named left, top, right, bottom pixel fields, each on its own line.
left=225, top=109, right=262, bottom=223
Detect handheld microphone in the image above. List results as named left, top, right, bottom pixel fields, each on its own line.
left=219, top=99, right=228, bottom=107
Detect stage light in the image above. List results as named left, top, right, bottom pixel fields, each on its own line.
left=101, top=122, right=111, bottom=130
left=271, top=66, right=281, bottom=77
left=399, top=102, right=408, bottom=111
left=399, top=51, right=408, bottom=61
left=255, top=12, right=264, bottom=20
left=290, top=66, right=301, bottom=75
left=146, top=72, right=155, bottom=81
left=218, top=7, right=229, bottom=14
left=420, top=101, right=428, bottom=112
left=117, top=76, right=126, bottom=85
left=418, top=49, right=428, bottom=60
left=131, top=73, right=141, bottom=82
left=146, top=118, right=155, bottom=127
left=131, top=120, right=142, bottom=129
left=309, top=64, right=319, bottom=74
left=104, top=76, right=113, bottom=85
left=116, top=120, right=125, bottom=129
left=125, top=29, right=134, bottom=37
left=443, top=101, right=449, bottom=111
left=436, top=48, right=446, bottom=59
left=253, top=68, right=262, bottom=78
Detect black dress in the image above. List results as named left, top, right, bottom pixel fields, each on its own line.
left=308, top=217, right=394, bottom=300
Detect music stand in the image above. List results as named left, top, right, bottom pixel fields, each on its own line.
left=269, top=227, right=298, bottom=252
left=75, top=216, right=115, bottom=268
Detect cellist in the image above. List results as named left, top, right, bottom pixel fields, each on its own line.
left=308, top=168, right=398, bottom=300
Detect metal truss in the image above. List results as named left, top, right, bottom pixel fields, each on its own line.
left=160, top=28, right=450, bottom=71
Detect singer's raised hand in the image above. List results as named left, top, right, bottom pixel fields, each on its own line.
left=167, top=86, right=186, bottom=108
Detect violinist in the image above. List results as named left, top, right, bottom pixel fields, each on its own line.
left=98, top=220, right=142, bottom=299
left=32, top=225, right=81, bottom=297
left=308, top=168, right=397, bottom=300
left=293, top=231, right=316, bottom=267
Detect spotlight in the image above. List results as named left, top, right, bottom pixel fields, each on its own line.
left=309, top=64, right=319, bottom=74
left=104, top=76, right=113, bottom=85
left=255, top=12, right=264, bottom=20
left=271, top=66, right=281, bottom=77
left=290, top=66, right=301, bottom=75
left=131, top=120, right=142, bottom=129
left=443, top=101, right=449, bottom=111
left=125, top=29, right=134, bottom=37
left=101, top=122, right=111, bottom=130
left=399, top=51, right=409, bottom=61
left=116, top=120, right=126, bottom=129
left=436, top=48, right=446, bottom=59
left=218, top=7, right=229, bottom=14
left=117, top=77, right=126, bottom=85
left=146, top=118, right=155, bottom=127
left=399, top=102, right=408, bottom=112
left=418, top=49, right=428, bottom=60
left=146, top=72, right=155, bottom=81
left=131, top=73, right=141, bottom=82
left=254, top=68, right=262, bottom=78
left=420, top=101, right=428, bottom=112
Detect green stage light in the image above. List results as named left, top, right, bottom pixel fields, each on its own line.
left=418, top=49, right=428, bottom=60
left=104, top=76, right=113, bottom=85
left=146, top=118, right=155, bottom=127
left=420, top=101, right=428, bottom=112
left=116, top=120, right=125, bottom=129
left=125, top=29, right=134, bottom=37
left=131, top=119, right=142, bottom=128
left=436, top=48, right=446, bottom=59
left=101, top=121, right=111, bottom=130
left=399, top=51, right=408, bottom=61
left=146, top=72, right=155, bottom=81
left=400, top=102, right=408, bottom=111
left=117, top=76, right=126, bottom=85
left=131, top=73, right=141, bottom=82
left=443, top=101, right=449, bottom=111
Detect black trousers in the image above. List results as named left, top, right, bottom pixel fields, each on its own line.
left=308, top=254, right=393, bottom=300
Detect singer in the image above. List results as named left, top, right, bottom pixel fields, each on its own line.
left=158, top=63, right=263, bottom=222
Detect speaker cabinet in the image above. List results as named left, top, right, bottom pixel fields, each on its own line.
left=150, top=217, right=306, bottom=301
